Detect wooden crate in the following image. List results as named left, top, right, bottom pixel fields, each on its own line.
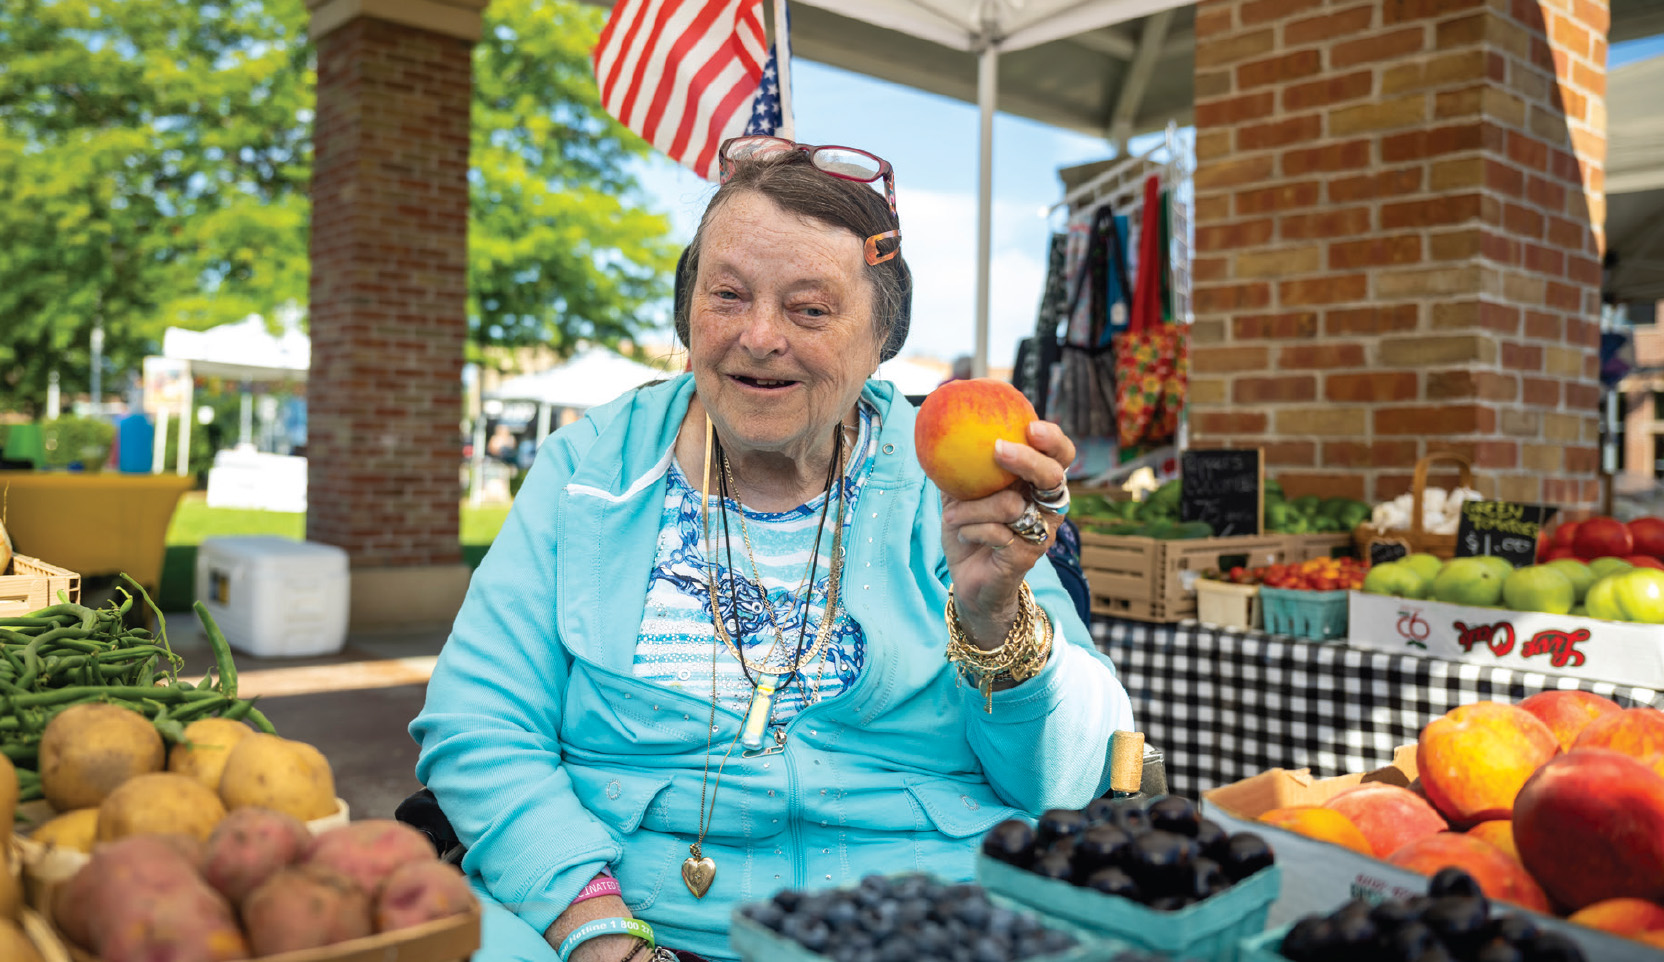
left=1081, top=533, right=1288, bottom=623
left=1282, top=533, right=1356, bottom=563
left=0, top=554, right=80, bottom=619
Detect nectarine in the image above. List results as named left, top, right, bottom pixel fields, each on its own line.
left=1465, top=820, right=1519, bottom=861
left=913, top=379, right=1036, bottom=501
left=1257, top=806, right=1372, bottom=855
left=1321, top=784, right=1447, bottom=858
left=1417, top=701, right=1559, bottom=826
left=1567, top=898, right=1664, bottom=937
left=1387, top=832, right=1552, bottom=912
left=1518, top=690, right=1623, bottom=752
left=1570, top=707, right=1664, bottom=781
left=1514, top=748, right=1664, bottom=910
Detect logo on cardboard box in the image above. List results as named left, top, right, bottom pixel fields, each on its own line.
left=1455, top=619, right=1589, bottom=669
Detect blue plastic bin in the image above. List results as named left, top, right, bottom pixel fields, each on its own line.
left=1258, top=586, right=1349, bottom=641
left=977, top=853, right=1280, bottom=962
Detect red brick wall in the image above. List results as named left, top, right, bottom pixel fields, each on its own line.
left=1189, top=0, right=1608, bottom=508
left=308, top=17, right=471, bottom=567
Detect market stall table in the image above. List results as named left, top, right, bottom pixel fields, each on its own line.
left=1092, top=615, right=1664, bottom=800
left=0, top=472, right=194, bottom=597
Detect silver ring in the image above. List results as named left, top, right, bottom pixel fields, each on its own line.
left=1006, top=502, right=1050, bottom=545
left=1032, top=483, right=1070, bottom=517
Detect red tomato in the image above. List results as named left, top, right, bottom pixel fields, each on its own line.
left=1551, top=520, right=1580, bottom=549
left=1573, top=517, right=1632, bottom=560
left=1544, top=545, right=1579, bottom=562
left=1628, top=517, right=1664, bottom=559
left=1625, top=556, right=1664, bottom=571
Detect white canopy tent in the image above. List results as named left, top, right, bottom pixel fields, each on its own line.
left=579, top=0, right=1196, bottom=375
left=487, top=346, right=671, bottom=444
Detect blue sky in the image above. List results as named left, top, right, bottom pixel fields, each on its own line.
left=633, top=33, right=1664, bottom=369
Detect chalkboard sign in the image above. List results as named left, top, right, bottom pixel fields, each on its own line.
left=1179, top=448, right=1263, bottom=537
left=1367, top=537, right=1411, bottom=566
left=1456, top=501, right=1557, bottom=568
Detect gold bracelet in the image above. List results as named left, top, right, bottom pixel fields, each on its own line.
left=945, top=583, right=1053, bottom=712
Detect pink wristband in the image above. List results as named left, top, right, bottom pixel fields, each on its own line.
left=571, top=876, right=623, bottom=907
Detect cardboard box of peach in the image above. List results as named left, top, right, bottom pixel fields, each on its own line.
left=1204, top=694, right=1664, bottom=961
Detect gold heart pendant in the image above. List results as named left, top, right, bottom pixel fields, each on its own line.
left=681, top=855, right=716, bottom=899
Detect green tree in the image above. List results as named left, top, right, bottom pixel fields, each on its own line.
left=0, top=0, right=314, bottom=415
left=0, top=0, right=677, bottom=414
left=469, top=0, right=677, bottom=359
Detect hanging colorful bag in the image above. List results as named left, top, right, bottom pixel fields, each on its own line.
left=1111, top=175, right=1188, bottom=448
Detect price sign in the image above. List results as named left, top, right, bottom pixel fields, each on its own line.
left=1455, top=501, right=1557, bottom=568
left=1179, top=448, right=1263, bottom=537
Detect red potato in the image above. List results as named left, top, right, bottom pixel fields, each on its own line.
left=202, top=806, right=312, bottom=903
left=305, top=819, right=437, bottom=897
left=243, top=866, right=374, bottom=955
left=55, top=835, right=210, bottom=950
left=375, top=860, right=478, bottom=932
left=97, top=883, right=249, bottom=962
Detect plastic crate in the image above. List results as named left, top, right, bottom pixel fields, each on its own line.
left=1195, top=579, right=1260, bottom=631
left=1080, top=534, right=1288, bottom=624
left=1258, top=586, right=1349, bottom=641
left=1238, top=925, right=1292, bottom=962
left=977, top=854, right=1280, bottom=962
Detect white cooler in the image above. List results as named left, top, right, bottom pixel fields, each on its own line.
left=195, top=536, right=350, bottom=657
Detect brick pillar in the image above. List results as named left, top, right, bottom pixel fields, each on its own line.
left=306, top=0, right=486, bottom=629
left=1188, top=0, right=1608, bottom=508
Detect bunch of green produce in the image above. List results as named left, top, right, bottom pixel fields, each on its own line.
left=1078, top=480, right=1214, bottom=539
left=0, top=575, right=272, bottom=801
left=1266, top=483, right=1370, bottom=535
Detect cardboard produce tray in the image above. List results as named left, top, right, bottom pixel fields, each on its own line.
left=0, top=554, right=80, bottom=619
left=1080, top=533, right=1286, bottom=623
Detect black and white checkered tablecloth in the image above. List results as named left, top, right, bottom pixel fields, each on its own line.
left=1091, top=617, right=1664, bottom=801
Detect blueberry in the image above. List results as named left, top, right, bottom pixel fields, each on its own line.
left=1149, top=894, right=1193, bottom=911
left=1476, top=939, right=1526, bottom=962
left=746, top=901, right=785, bottom=931
left=981, top=819, right=1038, bottom=867
left=1383, top=921, right=1438, bottom=962
left=1184, top=857, right=1231, bottom=901
left=1490, top=914, right=1540, bottom=946
left=1218, top=832, right=1276, bottom=882
left=1280, top=916, right=1338, bottom=962
left=1085, top=865, right=1142, bottom=901
left=1522, top=931, right=1586, bottom=962
left=1035, top=808, right=1090, bottom=846
left=1328, top=898, right=1378, bottom=949
left=1028, top=850, right=1075, bottom=882
left=783, top=915, right=830, bottom=953
left=1111, top=800, right=1153, bottom=836
left=1083, top=795, right=1120, bottom=825
left=1072, top=823, right=1133, bottom=874
left=1371, top=898, right=1420, bottom=933
left=1194, top=818, right=1231, bottom=861
left=1147, top=795, right=1202, bottom=837
left=1429, top=866, right=1486, bottom=900
left=1046, top=832, right=1080, bottom=864
left=1414, top=944, right=1455, bottom=962
left=1423, top=896, right=1491, bottom=956
left=1126, top=830, right=1194, bottom=897
left=772, top=888, right=804, bottom=913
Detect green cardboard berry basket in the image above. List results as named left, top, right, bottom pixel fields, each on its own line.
left=976, top=853, right=1281, bottom=962
left=729, top=910, right=1123, bottom=962
left=1257, top=586, right=1348, bottom=641
left=1237, top=925, right=1292, bottom=962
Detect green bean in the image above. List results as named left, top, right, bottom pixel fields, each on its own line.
left=0, top=685, right=206, bottom=711
left=221, top=697, right=256, bottom=722
left=172, top=696, right=231, bottom=723
left=193, top=602, right=238, bottom=700
left=247, top=707, right=276, bottom=734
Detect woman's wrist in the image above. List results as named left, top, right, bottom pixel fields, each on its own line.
left=951, top=593, right=1019, bottom=650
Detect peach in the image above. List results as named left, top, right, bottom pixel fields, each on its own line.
left=1416, top=701, right=1559, bottom=826
left=1571, top=707, right=1664, bottom=781
left=1257, top=806, right=1372, bottom=855
left=1567, top=898, right=1664, bottom=937
left=1321, top=784, right=1448, bottom=858
left=913, top=378, right=1036, bottom=500
left=1387, top=832, right=1552, bottom=912
left=1518, top=690, right=1623, bottom=751
left=1641, top=931, right=1664, bottom=949
left=1515, top=748, right=1664, bottom=910
left=1466, top=820, right=1519, bottom=861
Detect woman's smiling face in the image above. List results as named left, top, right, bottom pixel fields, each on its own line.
left=688, top=191, right=883, bottom=462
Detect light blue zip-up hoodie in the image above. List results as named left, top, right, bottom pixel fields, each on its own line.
left=411, top=374, right=1134, bottom=961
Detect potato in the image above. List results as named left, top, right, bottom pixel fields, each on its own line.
left=39, top=703, right=165, bottom=811
left=0, top=859, right=19, bottom=921
left=168, top=718, right=253, bottom=792
left=243, top=866, right=372, bottom=955
left=0, top=919, right=43, bottom=962
left=55, top=835, right=207, bottom=950
left=218, top=734, right=337, bottom=821
left=30, top=807, right=100, bottom=853
left=304, top=820, right=436, bottom=897
left=98, top=772, right=227, bottom=843
left=202, top=807, right=310, bottom=903
left=98, top=884, right=249, bottom=962
left=0, top=753, right=17, bottom=828
left=375, top=860, right=476, bottom=932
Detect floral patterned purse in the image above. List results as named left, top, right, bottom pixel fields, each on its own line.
left=1111, top=176, right=1188, bottom=448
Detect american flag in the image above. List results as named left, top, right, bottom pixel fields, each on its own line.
left=593, top=0, right=783, bottom=181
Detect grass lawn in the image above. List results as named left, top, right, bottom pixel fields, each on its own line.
left=159, top=495, right=513, bottom=608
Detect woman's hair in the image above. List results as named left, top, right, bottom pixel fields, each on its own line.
left=673, top=151, right=911, bottom=362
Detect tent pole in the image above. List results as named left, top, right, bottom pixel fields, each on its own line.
left=973, top=41, right=997, bottom=379
left=176, top=371, right=194, bottom=477
left=536, top=403, right=552, bottom=447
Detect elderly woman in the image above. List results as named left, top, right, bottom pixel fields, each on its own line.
left=411, top=138, right=1135, bottom=962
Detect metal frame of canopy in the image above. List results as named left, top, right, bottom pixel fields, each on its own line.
left=578, top=0, right=1195, bottom=375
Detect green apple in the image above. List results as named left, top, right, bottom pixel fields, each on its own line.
left=1362, top=562, right=1428, bottom=598
left=1585, top=576, right=1625, bottom=621
left=1475, top=555, right=1515, bottom=583
left=1588, top=557, right=1634, bottom=580
left=1570, top=605, right=1588, bottom=617
left=1544, top=558, right=1596, bottom=603
left=1610, top=568, right=1664, bottom=624
left=1402, top=553, right=1445, bottom=582
left=1431, top=557, right=1506, bottom=607
left=1502, top=565, right=1575, bottom=614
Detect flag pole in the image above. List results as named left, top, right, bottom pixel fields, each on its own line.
left=773, top=0, right=794, bottom=138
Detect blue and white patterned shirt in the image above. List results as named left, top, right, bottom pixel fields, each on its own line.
left=633, top=405, right=878, bottom=722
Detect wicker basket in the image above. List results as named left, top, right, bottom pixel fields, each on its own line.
left=1352, top=452, right=1473, bottom=562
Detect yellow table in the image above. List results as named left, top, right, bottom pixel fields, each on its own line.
left=0, top=472, right=194, bottom=596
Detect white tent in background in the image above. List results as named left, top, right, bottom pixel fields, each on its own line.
left=489, top=347, right=669, bottom=412
left=875, top=356, right=949, bottom=397
left=161, top=308, right=309, bottom=382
